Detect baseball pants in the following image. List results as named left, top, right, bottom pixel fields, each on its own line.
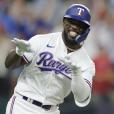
left=6, top=94, right=60, bottom=114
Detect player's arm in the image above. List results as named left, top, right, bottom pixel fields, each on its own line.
left=71, top=67, right=95, bottom=107
left=59, top=56, right=95, bottom=107
left=5, top=38, right=34, bottom=69
left=5, top=49, right=27, bottom=69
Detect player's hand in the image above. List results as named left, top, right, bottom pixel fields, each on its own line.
left=59, top=56, right=81, bottom=76
left=12, top=38, right=32, bottom=56
left=59, top=56, right=71, bottom=67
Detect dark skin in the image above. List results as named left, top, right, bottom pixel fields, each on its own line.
left=62, top=18, right=88, bottom=53
left=5, top=49, right=27, bottom=69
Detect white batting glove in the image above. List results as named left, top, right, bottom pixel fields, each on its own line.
left=59, top=56, right=81, bottom=76
left=12, top=38, right=32, bottom=56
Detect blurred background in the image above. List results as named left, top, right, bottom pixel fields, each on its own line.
left=0, top=0, right=114, bottom=114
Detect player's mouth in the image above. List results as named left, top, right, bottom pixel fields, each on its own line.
left=67, top=31, right=78, bottom=40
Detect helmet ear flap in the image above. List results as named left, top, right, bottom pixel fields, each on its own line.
left=75, top=28, right=90, bottom=44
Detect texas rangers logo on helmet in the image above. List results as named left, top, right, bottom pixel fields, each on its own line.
left=64, top=4, right=91, bottom=26
left=77, top=7, right=84, bottom=16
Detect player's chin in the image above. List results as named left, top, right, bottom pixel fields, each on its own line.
left=67, top=37, right=74, bottom=41
left=67, top=34, right=76, bottom=41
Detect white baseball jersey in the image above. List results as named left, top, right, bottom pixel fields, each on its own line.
left=14, top=32, right=95, bottom=107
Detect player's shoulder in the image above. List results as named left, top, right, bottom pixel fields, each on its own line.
left=74, top=47, right=95, bottom=66
left=29, top=32, right=61, bottom=41
left=41, top=32, right=62, bottom=40
left=82, top=47, right=95, bottom=67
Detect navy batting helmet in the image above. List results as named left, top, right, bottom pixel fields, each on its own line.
left=64, top=4, right=91, bottom=44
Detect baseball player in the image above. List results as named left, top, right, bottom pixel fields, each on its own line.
left=5, top=4, right=95, bottom=114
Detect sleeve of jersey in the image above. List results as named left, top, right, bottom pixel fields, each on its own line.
left=22, top=35, right=40, bottom=63
left=72, top=66, right=95, bottom=107
left=22, top=52, right=34, bottom=63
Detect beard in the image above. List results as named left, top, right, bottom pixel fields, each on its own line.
left=62, top=30, right=80, bottom=50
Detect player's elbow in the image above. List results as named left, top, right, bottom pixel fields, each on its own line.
left=5, top=50, right=20, bottom=69
left=5, top=61, right=10, bottom=68
left=5, top=56, right=13, bottom=69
